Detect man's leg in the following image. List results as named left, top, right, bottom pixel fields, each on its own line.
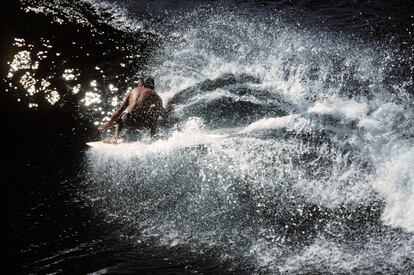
left=103, top=117, right=124, bottom=144
left=113, top=123, right=123, bottom=143
left=150, top=123, right=158, bottom=142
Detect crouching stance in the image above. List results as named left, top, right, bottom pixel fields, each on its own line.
left=98, top=76, right=167, bottom=143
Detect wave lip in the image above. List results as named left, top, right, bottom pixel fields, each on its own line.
left=308, top=96, right=369, bottom=122
left=80, top=2, right=414, bottom=273
left=375, top=149, right=414, bottom=232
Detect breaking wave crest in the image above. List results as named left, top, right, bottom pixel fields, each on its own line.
left=83, top=5, right=414, bottom=273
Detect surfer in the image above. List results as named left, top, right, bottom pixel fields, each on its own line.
left=98, top=76, right=171, bottom=143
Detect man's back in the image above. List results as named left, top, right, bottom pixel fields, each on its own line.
left=98, top=76, right=168, bottom=142
left=127, top=87, right=162, bottom=116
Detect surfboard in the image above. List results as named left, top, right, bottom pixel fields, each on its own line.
left=86, top=132, right=245, bottom=148
left=87, top=141, right=110, bottom=148
left=86, top=141, right=126, bottom=148
left=86, top=130, right=246, bottom=150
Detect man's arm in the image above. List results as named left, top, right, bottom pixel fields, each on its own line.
left=158, top=95, right=176, bottom=119
left=98, top=91, right=130, bottom=130
left=158, top=101, right=167, bottom=119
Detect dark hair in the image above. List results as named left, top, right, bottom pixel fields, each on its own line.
left=142, top=76, right=155, bottom=89
left=132, top=76, right=142, bottom=87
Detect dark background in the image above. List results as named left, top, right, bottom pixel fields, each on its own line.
left=0, top=0, right=412, bottom=273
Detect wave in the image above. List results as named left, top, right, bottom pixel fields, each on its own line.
left=30, top=1, right=411, bottom=272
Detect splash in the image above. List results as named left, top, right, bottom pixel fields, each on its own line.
left=83, top=5, right=414, bottom=273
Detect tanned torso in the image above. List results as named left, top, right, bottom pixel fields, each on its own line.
left=127, top=87, right=163, bottom=118
left=98, top=82, right=169, bottom=142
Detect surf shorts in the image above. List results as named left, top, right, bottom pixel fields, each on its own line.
left=117, top=112, right=154, bottom=129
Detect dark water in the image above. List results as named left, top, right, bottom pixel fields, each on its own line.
left=1, top=0, right=414, bottom=273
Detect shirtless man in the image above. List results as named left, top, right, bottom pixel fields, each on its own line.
left=98, top=76, right=168, bottom=143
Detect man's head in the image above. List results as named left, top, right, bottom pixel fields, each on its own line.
left=142, top=76, right=155, bottom=89
left=132, top=76, right=142, bottom=88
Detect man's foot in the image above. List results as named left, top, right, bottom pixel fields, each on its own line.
left=98, top=121, right=111, bottom=131
left=102, top=138, right=117, bottom=144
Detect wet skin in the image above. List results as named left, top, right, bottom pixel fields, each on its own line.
left=98, top=83, right=167, bottom=142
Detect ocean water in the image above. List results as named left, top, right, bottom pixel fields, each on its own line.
left=2, top=0, right=414, bottom=273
